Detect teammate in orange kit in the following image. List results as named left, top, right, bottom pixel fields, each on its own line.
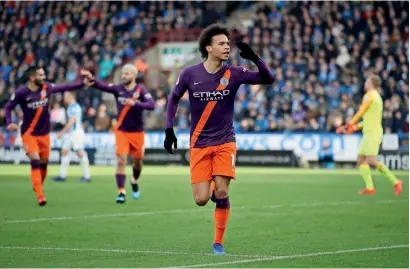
left=81, top=65, right=155, bottom=203
left=164, top=24, right=274, bottom=254
left=5, top=66, right=93, bottom=206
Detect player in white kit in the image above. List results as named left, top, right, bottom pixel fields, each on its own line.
left=53, top=91, right=91, bottom=182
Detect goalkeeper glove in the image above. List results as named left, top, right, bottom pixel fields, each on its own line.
left=336, top=124, right=360, bottom=134
left=336, top=125, right=348, bottom=134
left=345, top=124, right=360, bottom=134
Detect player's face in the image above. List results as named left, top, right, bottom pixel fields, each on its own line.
left=208, top=34, right=230, bottom=61
left=33, top=68, right=46, bottom=86
left=121, top=69, right=136, bottom=86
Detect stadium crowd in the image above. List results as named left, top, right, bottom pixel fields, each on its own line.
left=0, top=1, right=408, bottom=135
left=168, top=1, right=409, bottom=134
left=0, top=1, right=233, bottom=132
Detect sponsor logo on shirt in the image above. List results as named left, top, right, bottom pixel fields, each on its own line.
left=193, top=90, right=230, bottom=101
left=27, top=98, right=49, bottom=109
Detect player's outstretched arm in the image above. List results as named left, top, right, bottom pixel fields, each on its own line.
left=80, top=69, right=118, bottom=95
left=164, top=70, right=188, bottom=154
left=47, top=78, right=89, bottom=94
left=92, top=79, right=120, bottom=94
left=5, top=92, right=20, bottom=131
left=48, top=82, right=84, bottom=94
left=236, top=41, right=274, bottom=85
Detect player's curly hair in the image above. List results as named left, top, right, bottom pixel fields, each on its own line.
left=198, top=24, right=230, bottom=59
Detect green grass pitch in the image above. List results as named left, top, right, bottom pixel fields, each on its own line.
left=0, top=164, right=408, bottom=268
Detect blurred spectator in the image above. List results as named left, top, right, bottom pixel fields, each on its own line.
left=318, top=138, right=335, bottom=169
left=0, top=1, right=408, bottom=135
left=0, top=1, right=237, bottom=132
left=94, top=104, right=111, bottom=132
left=99, top=54, right=115, bottom=80
left=50, top=103, right=66, bottom=131
left=221, top=1, right=408, bottom=133
left=0, top=108, right=6, bottom=127
left=84, top=107, right=97, bottom=132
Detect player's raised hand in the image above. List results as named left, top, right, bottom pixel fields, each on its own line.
left=236, top=41, right=258, bottom=62
left=80, top=69, right=94, bottom=80
left=336, top=125, right=347, bottom=134
left=80, top=69, right=95, bottom=87
left=6, top=123, right=18, bottom=131
left=83, top=78, right=95, bottom=87
left=164, top=128, right=177, bottom=154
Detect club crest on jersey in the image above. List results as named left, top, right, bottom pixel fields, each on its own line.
left=220, top=77, right=229, bottom=86
left=133, top=92, right=140, bottom=99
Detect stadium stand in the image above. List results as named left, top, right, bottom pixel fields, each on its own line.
left=0, top=1, right=408, bottom=135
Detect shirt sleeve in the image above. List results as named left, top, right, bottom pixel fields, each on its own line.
left=349, top=93, right=374, bottom=125
left=47, top=82, right=85, bottom=94
left=134, top=87, right=155, bottom=110
left=93, top=80, right=120, bottom=95
left=5, top=91, right=21, bottom=125
left=166, top=69, right=190, bottom=128
left=235, top=58, right=275, bottom=85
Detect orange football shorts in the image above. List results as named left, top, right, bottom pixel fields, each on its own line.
left=190, top=142, right=237, bottom=184
left=115, top=130, right=145, bottom=159
left=22, top=133, right=50, bottom=159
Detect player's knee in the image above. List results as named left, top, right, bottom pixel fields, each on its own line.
left=368, top=163, right=377, bottom=169
left=194, top=197, right=209, bottom=206
left=61, top=150, right=69, bottom=157
left=133, top=159, right=143, bottom=170
left=214, top=188, right=228, bottom=199
left=117, top=157, right=126, bottom=166
left=76, top=150, right=84, bottom=158
left=368, top=160, right=378, bottom=168
left=357, top=159, right=366, bottom=167
left=28, top=152, right=40, bottom=160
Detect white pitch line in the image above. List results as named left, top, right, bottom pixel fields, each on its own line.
left=0, top=208, right=207, bottom=224
left=0, top=246, right=271, bottom=258
left=167, top=245, right=409, bottom=268
left=0, top=199, right=407, bottom=225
